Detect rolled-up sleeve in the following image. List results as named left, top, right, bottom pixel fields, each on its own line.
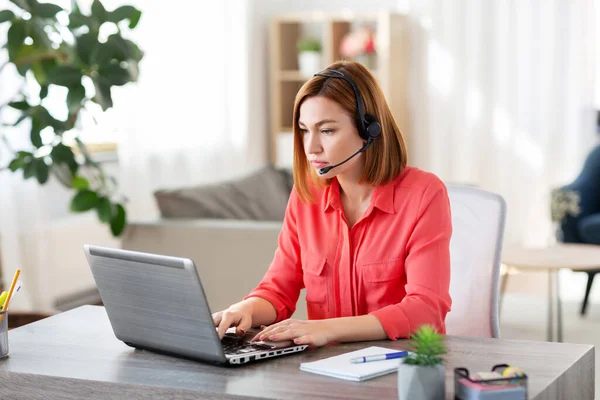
left=369, top=179, right=452, bottom=339
left=244, top=189, right=304, bottom=322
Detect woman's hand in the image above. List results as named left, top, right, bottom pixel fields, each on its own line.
left=255, top=319, right=334, bottom=347
left=212, top=301, right=254, bottom=339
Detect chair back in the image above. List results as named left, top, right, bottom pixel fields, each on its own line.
left=445, top=185, right=507, bottom=338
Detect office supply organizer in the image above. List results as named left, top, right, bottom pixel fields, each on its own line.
left=454, top=364, right=528, bottom=399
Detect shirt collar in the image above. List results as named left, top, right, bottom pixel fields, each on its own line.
left=323, top=177, right=397, bottom=214
left=323, top=178, right=341, bottom=212
left=371, top=179, right=396, bottom=214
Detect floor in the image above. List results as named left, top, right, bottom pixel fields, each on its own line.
left=500, top=293, right=599, bottom=399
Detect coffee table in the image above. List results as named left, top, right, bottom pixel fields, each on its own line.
left=501, top=243, right=600, bottom=342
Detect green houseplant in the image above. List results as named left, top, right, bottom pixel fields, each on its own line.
left=0, top=0, right=143, bottom=236
left=296, top=37, right=321, bottom=77
left=397, top=325, right=447, bottom=399
left=296, top=37, right=322, bottom=53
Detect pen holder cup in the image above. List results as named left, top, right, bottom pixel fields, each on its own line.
left=0, top=311, right=9, bottom=359
left=454, top=364, right=528, bottom=400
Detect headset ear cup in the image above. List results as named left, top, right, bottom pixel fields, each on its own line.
left=365, top=114, right=382, bottom=139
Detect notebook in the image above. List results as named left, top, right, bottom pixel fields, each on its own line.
left=300, top=346, right=407, bottom=381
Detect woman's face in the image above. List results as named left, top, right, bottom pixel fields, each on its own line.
left=299, top=96, right=366, bottom=178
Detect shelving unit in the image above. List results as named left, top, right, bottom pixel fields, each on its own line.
left=269, top=11, right=409, bottom=167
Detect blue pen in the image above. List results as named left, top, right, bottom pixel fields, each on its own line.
left=350, top=350, right=409, bottom=364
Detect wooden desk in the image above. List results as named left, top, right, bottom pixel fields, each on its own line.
left=502, top=243, right=600, bottom=342
left=0, top=306, right=594, bottom=399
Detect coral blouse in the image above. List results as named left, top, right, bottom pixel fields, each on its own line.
left=245, top=166, right=452, bottom=339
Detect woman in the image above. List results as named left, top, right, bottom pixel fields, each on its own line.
left=213, top=61, right=452, bottom=346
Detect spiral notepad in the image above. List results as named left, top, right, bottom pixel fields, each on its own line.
left=300, top=346, right=406, bottom=381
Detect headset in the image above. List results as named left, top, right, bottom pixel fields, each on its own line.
left=314, top=68, right=382, bottom=142
left=312, top=68, right=382, bottom=174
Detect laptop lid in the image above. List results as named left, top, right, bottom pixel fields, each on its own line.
left=84, top=244, right=227, bottom=364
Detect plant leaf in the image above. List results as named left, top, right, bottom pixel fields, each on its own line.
left=23, top=158, right=37, bottom=179
left=7, top=151, right=32, bottom=171
left=98, top=63, right=129, bottom=86
left=124, top=39, right=143, bottom=61
left=46, top=65, right=83, bottom=87
left=107, top=5, right=141, bottom=28
left=90, top=40, right=112, bottom=66
left=70, top=189, right=99, bottom=212
left=31, top=60, right=48, bottom=84
left=8, top=0, right=29, bottom=11
left=32, top=3, right=62, bottom=18
left=29, top=18, right=53, bottom=49
left=8, top=100, right=30, bottom=110
left=0, top=10, right=15, bottom=23
left=75, top=32, right=97, bottom=65
left=92, top=35, right=126, bottom=66
left=90, top=0, right=107, bottom=23
left=39, top=84, right=49, bottom=99
left=7, top=19, right=27, bottom=60
left=71, top=176, right=89, bottom=190
left=8, top=159, right=22, bottom=172
left=35, top=158, right=49, bottom=183
left=51, top=143, right=77, bottom=170
left=92, top=76, right=113, bottom=110
left=110, top=203, right=126, bottom=236
left=68, top=11, right=89, bottom=29
left=31, top=61, right=54, bottom=85
left=13, top=114, right=28, bottom=126
left=30, top=118, right=43, bottom=147
left=127, top=9, right=141, bottom=29
left=25, top=0, right=38, bottom=9
left=30, top=105, right=59, bottom=131
left=96, top=197, right=112, bottom=223
left=403, top=325, right=446, bottom=366
left=67, top=85, right=86, bottom=113
left=13, top=42, right=36, bottom=64
left=25, top=56, right=57, bottom=85
left=70, top=0, right=80, bottom=13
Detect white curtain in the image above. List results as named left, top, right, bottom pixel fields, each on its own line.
left=405, top=0, right=598, bottom=246
left=99, top=0, right=266, bottom=220
left=0, top=1, right=53, bottom=311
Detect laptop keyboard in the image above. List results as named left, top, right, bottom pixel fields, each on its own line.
left=221, top=334, right=276, bottom=354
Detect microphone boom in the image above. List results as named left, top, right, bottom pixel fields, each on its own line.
left=317, top=139, right=374, bottom=175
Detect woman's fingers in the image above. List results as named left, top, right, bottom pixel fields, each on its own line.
left=255, top=320, right=324, bottom=346
left=260, top=325, right=301, bottom=341
left=235, top=313, right=252, bottom=337
left=267, top=328, right=299, bottom=341
left=257, top=325, right=281, bottom=341
left=212, top=312, right=222, bottom=327
left=292, top=335, right=314, bottom=345
left=217, top=311, right=241, bottom=339
left=256, top=319, right=304, bottom=341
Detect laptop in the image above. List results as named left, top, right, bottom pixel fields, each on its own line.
left=83, top=244, right=308, bottom=365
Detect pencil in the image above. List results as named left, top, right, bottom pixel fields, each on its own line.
left=2, top=269, right=21, bottom=312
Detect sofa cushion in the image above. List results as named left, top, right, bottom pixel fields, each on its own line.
left=154, top=166, right=293, bottom=221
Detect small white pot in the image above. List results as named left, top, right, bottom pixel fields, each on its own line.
left=298, top=51, right=321, bottom=76
left=397, top=363, right=445, bottom=400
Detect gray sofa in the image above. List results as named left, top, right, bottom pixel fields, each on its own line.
left=121, top=166, right=309, bottom=319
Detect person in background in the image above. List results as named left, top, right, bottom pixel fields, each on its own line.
left=213, top=60, right=452, bottom=346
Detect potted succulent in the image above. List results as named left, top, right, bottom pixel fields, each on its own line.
left=297, top=37, right=322, bottom=76
left=397, top=325, right=447, bottom=400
